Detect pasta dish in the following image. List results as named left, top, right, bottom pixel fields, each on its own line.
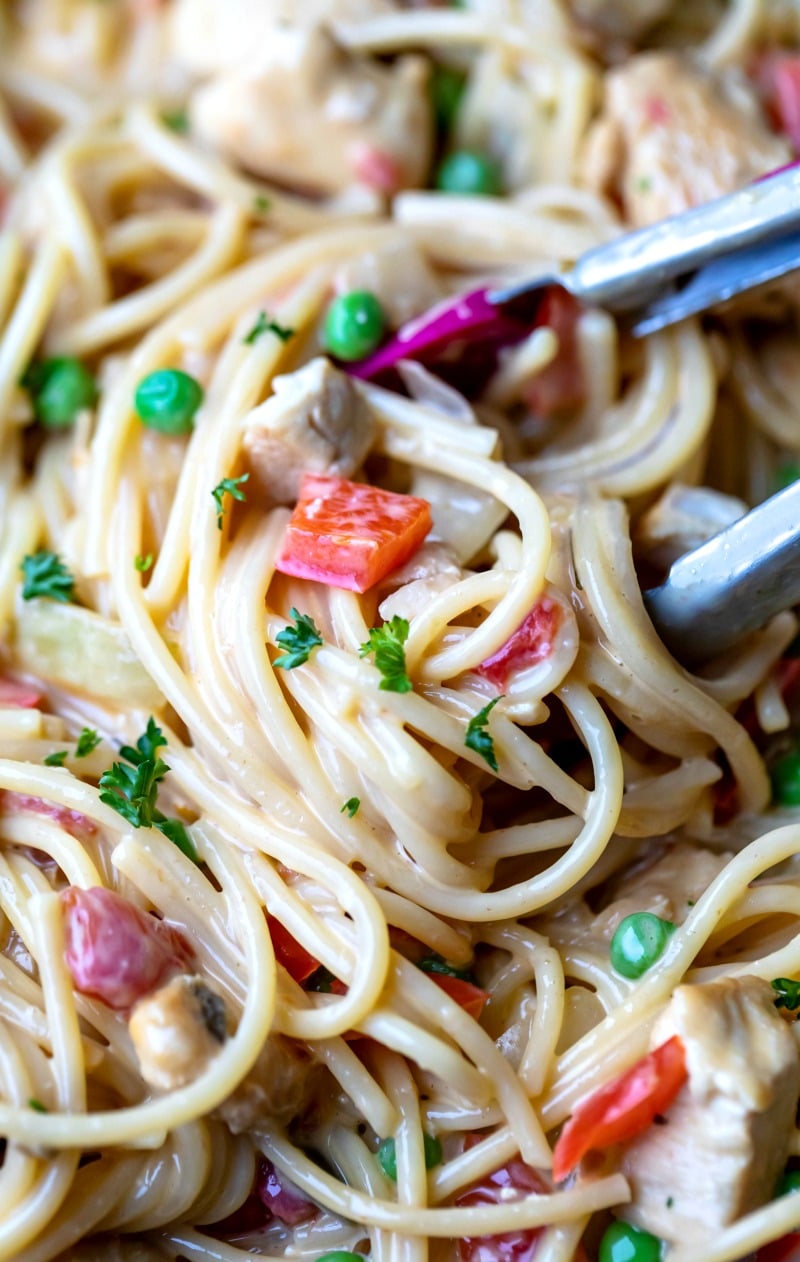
left=3, top=2, right=800, bottom=1260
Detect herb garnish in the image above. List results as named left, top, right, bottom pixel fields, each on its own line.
left=212, top=473, right=249, bottom=529
left=99, top=717, right=198, bottom=862
left=28, top=1098, right=48, bottom=1113
left=465, top=697, right=502, bottom=771
left=772, top=977, right=800, bottom=1012
left=43, top=750, right=68, bottom=767
left=274, top=608, right=324, bottom=670
left=341, top=797, right=360, bottom=818
left=161, top=108, right=189, bottom=134
left=253, top=194, right=270, bottom=214
left=75, top=728, right=101, bottom=758
left=243, top=311, right=295, bottom=346
left=359, top=616, right=412, bottom=693
left=418, top=952, right=475, bottom=982
left=134, top=553, right=154, bottom=573
left=20, top=551, right=75, bottom=603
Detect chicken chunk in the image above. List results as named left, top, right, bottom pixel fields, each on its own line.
left=621, top=976, right=800, bottom=1245
left=634, top=484, right=747, bottom=571
left=189, top=26, right=432, bottom=196
left=218, top=1033, right=322, bottom=1133
left=243, top=358, right=376, bottom=506
left=584, top=53, right=790, bottom=226
left=128, top=974, right=227, bottom=1091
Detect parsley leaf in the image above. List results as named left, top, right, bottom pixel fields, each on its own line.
left=75, top=727, right=101, bottom=758
left=20, top=550, right=75, bottom=603
left=98, top=755, right=169, bottom=829
left=417, top=952, right=475, bottom=982
left=359, top=617, right=412, bottom=693
left=212, top=473, right=249, bottom=529
left=772, top=977, right=800, bottom=1011
left=341, top=797, right=360, bottom=817
left=243, top=311, right=295, bottom=346
left=155, top=816, right=198, bottom=864
left=119, top=716, right=165, bottom=765
left=44, top=750, right=67, bottom=767
left=274, top=608, right=323, bottom=670
left=465, top=697, right=501, bottom=772
left=161, top=107, right=189, bottom=133
left=252, top=193, right=270, bottom=214
left=134, top=553, right=154, bottom=573
left=28, top=1098, right=48, bottom=1113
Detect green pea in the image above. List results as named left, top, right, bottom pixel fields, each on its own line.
left=777, top=1169, right=800, bottom=1197
left=610, top=912, right=675, bottom=980
left=377, top=1133, right=442, bottom=1181
left=599, top=1220, right=662, bottom=1262
left=435, top=149, right=501, bottom=196
left=323, top=291, right=385, bottom=362
left=23, top=357, right=97, bottom=427
left=431, top=65, right=466, bottom=132
left=775, top=461, right=800, bottom=493
left=134, top=369, right=203, bottom=435
left=771, top=751, right=800, bottom=806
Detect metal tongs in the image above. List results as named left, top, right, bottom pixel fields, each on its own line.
left=351, top=165, right=800, bottom=666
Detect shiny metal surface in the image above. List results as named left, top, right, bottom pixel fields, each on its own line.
left=644, top=481, right=800, bottom=666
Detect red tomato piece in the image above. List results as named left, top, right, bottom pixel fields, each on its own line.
left=477, top=598, right=561, bottom=688
left=756, top=1234, right=800, bottom=1262
left=524, top=288, right=585, bottom=418
left=275, top=473, right=433, bottom=594
left=429, top=972, right=488, bottom=1019
left=256, top=1157, right=318, bottom=1225
left=61, top=886, right=195, bottom=1011
left=457, top=1157, right=549, bottom=1262
left=756, top=54, right=800, bottom=153
left=267, top=915, right=320, bottom=984
left=552, top=1036, right=687, bottom=1181
left=1, top=791, right=97, bottom=839
left=0, top=677, right=42, bottom=708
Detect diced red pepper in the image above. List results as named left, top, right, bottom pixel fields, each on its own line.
left=348, top=141, right=402, bottom=194
left=429, top=972, right=488, bottom=1019
left=0, top=677, right=42, bottom=708
left=756, top=1233, right=800, bottom=1262
left=477, top=598, right=561, bottom=688
left=275, top=473, right=432, bottom=594
left=60, top=886, right=194, bottom=1011
left=551, top=1035, right=687, bottom=1182
left=1, top=791, right=97, bottom=838
left=755, top=53, right=800, bottom=153
left=457, top=1157, right=548, bottom=1262
left=524, top=288, right=585, bottom=418
left=267, top=915, right=320, bottom=984
left=256, top=1157, right=318, bottom=1225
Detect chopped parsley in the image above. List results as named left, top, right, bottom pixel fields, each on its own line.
left=772, top=977, right=800, bottom=1012
left=99, top=717, right=198, bottom=862
left=253, top=194, right=270, bottom=214
left=274, top=608, right=324, bottom=670
left=28, top=1098, right=48, bottom=1113
left=418, top=952, right=475, bottom=982
left=243, top=311, right=295, bottom=346
left=212, top=473, right=249, bottom=528
left=307, top=965, right=338, bottom=993
left=75, top=727, right=101, bottom=758
left=134, top=553, right=154, bottom=573
left=161, top=108, right=189, bottom=134
left=359, top=617, right=412, bottom=693
left=20, top=550, right=75, bottom=603
left=465, top=697, right=501, bottom=772
left=341, top=797, right=360, bottom=818
left=43, top=750, right=68, bottom=767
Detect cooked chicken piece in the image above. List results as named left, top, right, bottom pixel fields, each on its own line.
left=634, top=484, right=747, bottom=571
left=584, top=53, right=790, bottom=227
left=621, top=976, right=800, bottom=1245
left=545, top=843, right=731, bottom=953
left=218, top=1033, right=321, bottom=1133
left=243, top=358, right=376, bottom=506
left=128, top=974, right=227, bottom=1091
left=378, top=543, right=463, bottom=622
left=335, top=239, right=443, bottom=329
left=189, top=27, right=432, bottom=196
left=568, top=0, right=675, bottom=44
left=170, top=0, right=398, bottom=74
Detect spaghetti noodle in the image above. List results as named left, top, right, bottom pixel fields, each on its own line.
left=2, top=3, right=800, bottom=1261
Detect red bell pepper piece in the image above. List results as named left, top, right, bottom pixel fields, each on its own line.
left=275, top=473, right=432, bottom=594
left=551, top=1035, right=688, bottom=1181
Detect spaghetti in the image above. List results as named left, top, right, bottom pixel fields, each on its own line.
left=1, top=3, right=800, bottom=1261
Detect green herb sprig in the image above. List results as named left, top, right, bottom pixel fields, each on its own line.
left=274, top=609, right=324, bottom=670
left=21, top=551, right=76, bottom=603
left=359, top=617, right=412, bottom=693
left=465, top=697, right=502, bottom=771
left=212, top=473, right=249, bottom=529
